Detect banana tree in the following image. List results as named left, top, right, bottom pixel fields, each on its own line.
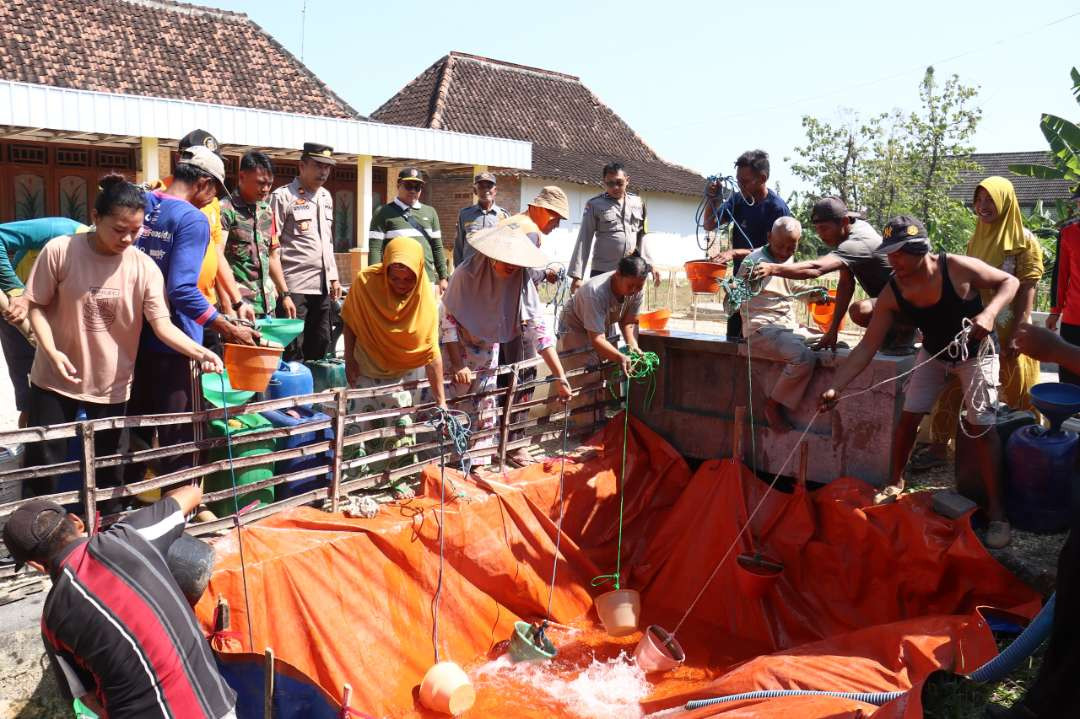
left=1009, top=67, right=1080, bottom=188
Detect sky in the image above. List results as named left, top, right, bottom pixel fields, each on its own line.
left=212, top=0, right=1079, bottom=193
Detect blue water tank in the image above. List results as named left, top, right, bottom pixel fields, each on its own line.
left=260, top=407, right=333, bottom=499
left=265, top=361, right=313, bottom=401
left=1005, top=425, right=1077, bottom=533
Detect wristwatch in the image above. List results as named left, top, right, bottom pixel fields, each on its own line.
left=232, top=299, right=246, bottom=312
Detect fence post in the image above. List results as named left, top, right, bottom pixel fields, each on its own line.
left=497, top=364, right=520, bottom=470
left=79, top=422, right=97, bottom=536
left=329, top=387, right=348, bottom=513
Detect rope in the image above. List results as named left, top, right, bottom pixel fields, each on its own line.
left=669, top=318, right=997, bottom=638
left=592, top=351, right=660, bottom=590
left=694, top=175, right=756, bottom=255
left=607, top=349, right=660, bottom=410
left=424, top=405, right=474, bottom=664
left=217, top=374, right=256, bottom=653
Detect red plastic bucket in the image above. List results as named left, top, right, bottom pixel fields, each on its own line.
left=735, top=553, right=783, bottom=600
left=639, top=308, right=671, bottom=331
left=809, top=289, right=842, bottom=333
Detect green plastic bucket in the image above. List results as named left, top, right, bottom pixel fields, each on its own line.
left=205, top=413, right=276, bottom=517
left=255, top=318, right=305, bottom=347
left=508, top=620, right=557, bottom=663
left=201, top=372, right=256, bottom=409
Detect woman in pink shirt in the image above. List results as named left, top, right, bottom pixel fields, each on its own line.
left=23, top=175, right=222, bottom=496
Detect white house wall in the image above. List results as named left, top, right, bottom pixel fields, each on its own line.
left=519, top=178, right=704, bottom=271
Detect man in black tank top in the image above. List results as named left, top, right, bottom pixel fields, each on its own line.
left=819, top=216, right=1019, bottom=548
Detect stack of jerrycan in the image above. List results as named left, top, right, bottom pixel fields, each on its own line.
left=307, top=355, right=347, bottom=392
left=260, top=359, right=332, bottom=499
left=205, top=413, right=276, bottom=517
left=1004, top=383, right=1080, bottom=533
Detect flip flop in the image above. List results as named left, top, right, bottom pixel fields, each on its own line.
left=873, top=485, right=903, bottom=505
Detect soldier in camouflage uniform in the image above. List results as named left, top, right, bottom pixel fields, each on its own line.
left=220, top=151, right=293, bottom=319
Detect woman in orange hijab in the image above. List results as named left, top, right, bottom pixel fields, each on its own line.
left=342, top=238, right=446, bottom=462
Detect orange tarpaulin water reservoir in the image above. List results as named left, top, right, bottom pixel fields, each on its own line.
left=198, top=415, right=1040, bottom=718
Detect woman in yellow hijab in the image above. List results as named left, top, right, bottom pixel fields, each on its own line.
left=342, top=238, right=446, bottom=465
left=917, top=176, right=1044, bottom=470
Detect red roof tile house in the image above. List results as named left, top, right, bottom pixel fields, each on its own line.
left=948, top=151, right=1074, bottom=212
left=371, top=52, right=706, bottom=270
left=0, top=0, right=529, bottom=261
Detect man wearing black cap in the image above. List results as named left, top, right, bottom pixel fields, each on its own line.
left=269, top=142, right=341, bottom=361
left=751, top=197, right=903, bottom=351
left=819, top=216, right=1018, bottom=547
left=369, top=168, right=449, bottom=293
left=453, top=172, right=510, bottom=266
left=2, top=485, right=237, bottom=718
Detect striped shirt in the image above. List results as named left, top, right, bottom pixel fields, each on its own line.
left=42, top=498, right=236, bottom=718
left=368, top=198, right=447, bottom=281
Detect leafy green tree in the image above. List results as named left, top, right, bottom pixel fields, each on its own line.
left=1009, top=67, right=1080, bottom=194
left=788, top=67, right=981, bottom=254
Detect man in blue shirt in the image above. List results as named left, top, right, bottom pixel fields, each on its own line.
left=703, top=149, right=791, bottom=339
left=126, top=148, right=258, bottom=484
left=0, top=217, right=88, bottom=426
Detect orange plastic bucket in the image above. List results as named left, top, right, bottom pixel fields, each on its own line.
left=223, top=344, right=284, bottom=392
left=735, top=553, right=783, bottom=600
left=684, top=261, right=727, bottom=293
left=809, top=289, right=843, bottom=333
left=639, top=308, right=671, bottom=331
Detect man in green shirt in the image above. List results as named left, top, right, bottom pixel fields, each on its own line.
left=368, top=168, right=448, bottom=294
left=220, top=151, right=292, bottom=318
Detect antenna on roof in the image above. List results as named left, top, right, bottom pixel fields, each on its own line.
left=299, top=0, right=307, bottom=62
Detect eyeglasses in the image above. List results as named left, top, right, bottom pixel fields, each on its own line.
left=604, top=179, right=627, bottom=188
left=401, top=182, right=423, bottom=191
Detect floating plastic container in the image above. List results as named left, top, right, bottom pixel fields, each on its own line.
left=595, top=588, right=641, bottom=637
left=633, top=624, right=685, bottom=673
left=306, top=356, right=347, bottom=392
left=638, top=308, right=671, bottom=331
left=508, top=621, right=557, bottom=663
left=735, top=553, right=783, bottom=600
left=684, top=261, right=727, bottom=293
left=419, top=661, right=475, bottom=715
left=260, top=407, right=333, bottom=498
left=224, top=344, right=283, bottom=392
left=255, top=317, right=305, bottom=347
left=205, top=413, right=276, bottom=517
left=1005, top=425, right=1076, bottom=533
left=265, top=361, right=314, bottom=401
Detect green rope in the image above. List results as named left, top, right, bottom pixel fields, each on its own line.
left=721, top=259, right=829, bottom=313
left=592, top=349, right=660, bottom=591
left=607, top=349, right=660, bottom=410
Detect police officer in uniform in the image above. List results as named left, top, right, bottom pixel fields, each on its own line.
left=269, top=142, right=341, bottom=361
left=568, top=161, right=660, bottom=292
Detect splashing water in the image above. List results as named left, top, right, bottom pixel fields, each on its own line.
left=472, top=651, right=650, bottom=719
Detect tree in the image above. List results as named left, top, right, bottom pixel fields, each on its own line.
left=787, top=67, right=981, bottom=254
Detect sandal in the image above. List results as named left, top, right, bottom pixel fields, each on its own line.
left=873, top=485, right=904, bottom=505
left=908, top=446, right=948, bottom=472
left=985, top=520, right=1012, bottom=549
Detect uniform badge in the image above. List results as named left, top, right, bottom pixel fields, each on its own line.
left=298, top=221, right=310, bottom=232
left=907, top=225, right=919, bottom=236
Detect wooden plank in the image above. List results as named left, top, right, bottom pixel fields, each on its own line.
left=497, top=364, right=520, bottom=470
left=329, top=388, right=348, bottom=513
left=79, top=423, right=97, bottom=535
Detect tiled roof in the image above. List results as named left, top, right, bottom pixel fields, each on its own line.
left=0, top=0, right=361, bottom=120
left=949, top=151, right=1074, bottom=206
left=371, top=52, right=705, bottom=196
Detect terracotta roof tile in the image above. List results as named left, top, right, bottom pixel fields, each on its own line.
left=949, top=151, right=1074, bottom=206
left=371, top=52, right=704, bottom=196
left=0, top=0, right=361, bottom=120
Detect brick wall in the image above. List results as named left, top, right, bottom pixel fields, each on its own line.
left=423, top=171, right=523, bottom=253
